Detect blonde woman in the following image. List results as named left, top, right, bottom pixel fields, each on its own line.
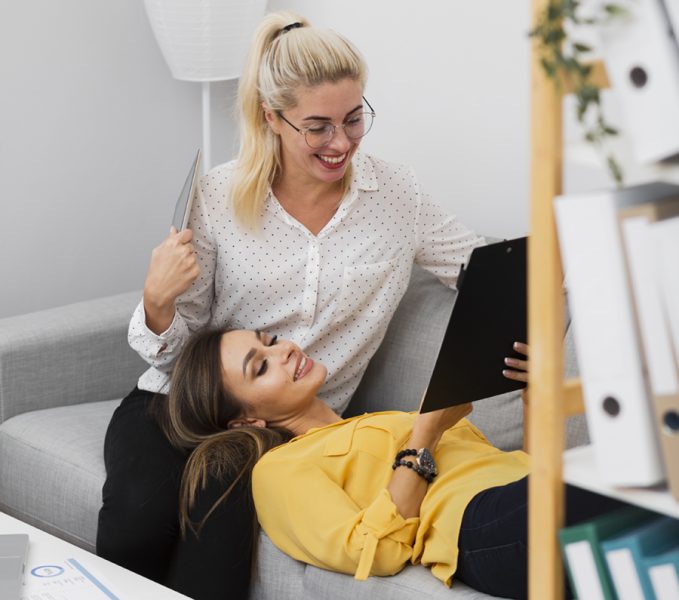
left=97, top=11, right=485, bottom=599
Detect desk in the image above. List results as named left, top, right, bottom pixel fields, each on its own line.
left=1, top=512, right=191, bottom=599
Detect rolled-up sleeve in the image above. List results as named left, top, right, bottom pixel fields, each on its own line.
left=127, top=178, right=217, bottom=372
left=351, top=488, right=419, bottom=579
left=127, top=300, right=191, bottom=372
left=253, top=462, right=419, bottom=580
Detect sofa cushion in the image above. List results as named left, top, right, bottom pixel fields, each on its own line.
left=251, top=531, right=498, bottom=600
left=347, top=265, right=455, bottom=416
left=0, top=399, right=119, bottom=552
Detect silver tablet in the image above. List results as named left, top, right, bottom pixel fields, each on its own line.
left=172, top=149, right=202, bottom=231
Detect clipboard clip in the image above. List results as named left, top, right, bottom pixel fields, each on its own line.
left=456, top=263, right=467, bottom=291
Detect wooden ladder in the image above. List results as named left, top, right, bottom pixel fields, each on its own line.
left=527, top=1, right=609, bottom=597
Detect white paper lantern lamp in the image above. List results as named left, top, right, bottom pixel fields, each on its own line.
left=144, top=0, right=267, bottom=170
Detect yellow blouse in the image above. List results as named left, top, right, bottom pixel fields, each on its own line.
left=252, top=411, right=530, bottom=587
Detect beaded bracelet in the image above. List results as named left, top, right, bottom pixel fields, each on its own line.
left=392, top=458, right=436, bottom=483
left=395, top=449, right=417, bottom=461
left=393, top=448, right=436, bottom=483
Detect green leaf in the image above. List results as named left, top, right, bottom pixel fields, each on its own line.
left=534, top=0, right=627, bottom=188
left=545, top=28, right=567, bottom=44
left=547, top=4, right=562, bottom=20
left=554, top=52, right=571, bottom=70
left=563, top=57, right=578, bottom=71
left=541, top=57, right=557, bottom=77
left=577, top=91, right=599, bottom=120
left=562, top=0, right=579, bottom=16
left=604, top=4, right=627, bottom=17
left=579, top=84, right=600, bottom=103
left=607, top=155, right=624, bottom=186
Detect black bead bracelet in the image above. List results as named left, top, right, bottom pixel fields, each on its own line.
left=392, top=457, right=435, bottom=483
left=395, top=448, right=418, bottom=461
left=392, top=448, right=436, bottom=483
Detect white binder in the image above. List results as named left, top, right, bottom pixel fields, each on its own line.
left=649, top=216, right=679, bottom=500
left=621, top=215, right=678, bottom=398
left=652, top=216, right=679, bottom=371
left=621, top=203, right=679, bottom=499
left=662, top=0, right=679, bottom=52
left=554, top=182, right=678, bottom=486
left=599, top=0, right=679, bottom=163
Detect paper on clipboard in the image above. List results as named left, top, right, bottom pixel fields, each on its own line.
left=22, top=557, right=120, bottom=600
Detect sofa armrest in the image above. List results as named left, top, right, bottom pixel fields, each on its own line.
left=0, top=292, right=146, bottom=423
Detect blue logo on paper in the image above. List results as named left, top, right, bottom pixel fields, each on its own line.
left=31, top=565, right=65, bottom=577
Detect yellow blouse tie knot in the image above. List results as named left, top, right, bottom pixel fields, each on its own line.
left=353, top=488, right=419, bottom=580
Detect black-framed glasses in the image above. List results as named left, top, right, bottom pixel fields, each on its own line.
left=277, top=97, right=376, bottom=149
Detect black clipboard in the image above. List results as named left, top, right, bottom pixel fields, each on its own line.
left=419, top=236, right=528, bottom=413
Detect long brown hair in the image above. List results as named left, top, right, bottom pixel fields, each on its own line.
left=152, top=327, right=293, bottom=543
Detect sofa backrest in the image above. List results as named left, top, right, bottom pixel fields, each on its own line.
left=0, top=292, right=146, bottom=423
left=347, top=264, right=590, bottom=451
left=347, top=264, right=454, bottom=417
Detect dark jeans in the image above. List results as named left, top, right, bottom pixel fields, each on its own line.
left=455, top=476, right=626, bottom=599
left=96, top=387, right=253, bottom=600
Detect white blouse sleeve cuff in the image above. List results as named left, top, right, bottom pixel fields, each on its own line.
left=128, top=299, right=189, bottom=360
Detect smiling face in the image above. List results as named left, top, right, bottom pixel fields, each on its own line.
left=265, top=78, right=365, bottom=188
left=220, top=330, right=327, bottom=424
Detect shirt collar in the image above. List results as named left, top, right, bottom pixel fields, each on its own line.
left=350, top=151, right=378, bottom=192
left=264, top=151, right=378, bottom=214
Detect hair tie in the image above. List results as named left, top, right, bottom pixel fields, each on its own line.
left=280, top=22, right=303, bottom=35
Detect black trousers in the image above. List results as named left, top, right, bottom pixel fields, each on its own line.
left=96, top=387, right=253, bottom=600
left=455, top=476, right=626, bottom=599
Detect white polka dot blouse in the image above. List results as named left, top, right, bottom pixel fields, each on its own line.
left=128, top=152, right=484, bottom=413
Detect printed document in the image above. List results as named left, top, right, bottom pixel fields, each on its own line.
left=22, top=557, right=119, bottom=600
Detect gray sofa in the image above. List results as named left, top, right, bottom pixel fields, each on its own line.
left=0, top=265, right=588, bottom=600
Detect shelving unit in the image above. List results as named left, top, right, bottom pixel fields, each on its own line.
left=527, top=1, right=679, bottom=598
left=565, top=139, right=679, bottom=187
left=563, top=446, right=679, bottom=520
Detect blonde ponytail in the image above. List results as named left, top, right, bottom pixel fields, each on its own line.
left=230, top=11, right=368, bottom=228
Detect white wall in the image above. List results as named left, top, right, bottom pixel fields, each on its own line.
left=0, top=0, right=237, bottom=318
left=267, top=0, right=533, bottom=239
left=1, top=1, right=547, bottom=318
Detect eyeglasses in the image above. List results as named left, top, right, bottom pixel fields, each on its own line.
left=277, top=97, right=376, bottom=149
